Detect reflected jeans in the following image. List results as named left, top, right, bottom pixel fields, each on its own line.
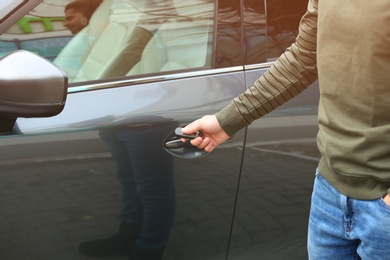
left=308, top=172, right=390, bottom=260
left=99, top=124, right=176, bottom=250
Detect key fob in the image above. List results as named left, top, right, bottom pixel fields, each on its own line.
left=175, top=127, right=201, bottom=139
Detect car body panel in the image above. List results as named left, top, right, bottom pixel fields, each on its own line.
left=1, top=70, right=246, bottom=260
left=227, top=68, right=320, bottom=259
left=15, top=71, right=245, bottom=134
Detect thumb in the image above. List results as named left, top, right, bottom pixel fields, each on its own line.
left=182, top=120, right=202, bottom=134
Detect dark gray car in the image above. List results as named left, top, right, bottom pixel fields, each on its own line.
left=0, top=0, right=319, bottom=259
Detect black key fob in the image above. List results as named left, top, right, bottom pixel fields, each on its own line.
left=175, top=127, right=201, bottom=139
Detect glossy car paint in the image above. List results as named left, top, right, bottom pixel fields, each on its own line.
left=0, top=0, right=316, bottom=259
left=1, top=71, right=246, bottom=260
left=228, top=68, right=319, bottom=259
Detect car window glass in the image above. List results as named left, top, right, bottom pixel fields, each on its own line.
left=0, top=0, right=27, bottom=21
left=243, top=0, right=267, bottom=65
left=0, top=0, right=215, bottom=84
left=266, top=0, right=308, bottom=61
left=0, top=0, right=70, bottom=60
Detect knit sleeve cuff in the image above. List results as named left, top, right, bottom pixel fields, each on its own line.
left=215, top=103, right=248, bottom=137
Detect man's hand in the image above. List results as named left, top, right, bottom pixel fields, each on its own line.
left=182, top=115, right=230, bottom=152
left=384, top=194, right=390, bottom=205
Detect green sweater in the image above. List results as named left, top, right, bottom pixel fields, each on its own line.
left=215, top=0, right=390, bottom=200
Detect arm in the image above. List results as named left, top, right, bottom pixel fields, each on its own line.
left=386, top=189, right=390, bottom=205
left=183, top=0, right=319, bottom=151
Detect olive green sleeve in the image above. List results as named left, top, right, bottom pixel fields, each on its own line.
left=214, top=0, right=319, bottom=137
left=215, top=103, right=248, bottom=137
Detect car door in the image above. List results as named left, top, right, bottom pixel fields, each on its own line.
left=0, top=0, right=246, bottom=259
left=227, top=0, right=320, bottom=259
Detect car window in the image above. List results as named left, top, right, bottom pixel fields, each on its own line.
left=0, top=0, right=71, bottom=60
left=266, top=0, right=308, bottom=61
left=0, top=0, right=27, bottom=21
left=0, top=0, right=215, bottom=83
left=243, top=0, right=267, bottom=65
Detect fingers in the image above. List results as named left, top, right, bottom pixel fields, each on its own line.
left=204, top=142, right=215, bottom=153
left=182, top=136, right=213, bottom=152
left=190, top=136, right=214, bottom=153
left=189, top=136, right=206, bottom=148
left=182, top=119, right=211, bottom=150
left=182, top=120, right=201, bottom=135
left=182, top=115, right=222, bottom=153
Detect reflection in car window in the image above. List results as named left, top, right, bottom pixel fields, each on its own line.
left=213, top=0, right=242, bottom=68
left=0, top=0, right=27, bottom=21
left=266, top=0, right=308, bottom=60
left=0, top=0, right=69, bottom=60
left=0, top=0, right=215, bottom=83
left=63, top=0, right=102, bottom=35
left=242, top=0, right=267, bottom=65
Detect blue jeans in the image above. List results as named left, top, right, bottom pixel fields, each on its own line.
left=99, top=123, right=176, bottom=250
left=308, top=172, right=390, bottom=259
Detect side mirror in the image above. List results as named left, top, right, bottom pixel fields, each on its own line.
left=0, top=50, right=68, bottom=134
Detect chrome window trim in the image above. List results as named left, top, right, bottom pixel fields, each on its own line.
left=68, top=66, right=245, bottom=93
left=0, top=0, right=42, bottom=34
left=244, top=62, right=274, bottom=71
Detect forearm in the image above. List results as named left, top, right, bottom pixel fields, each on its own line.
left=215, top=0, right=319, bottom=137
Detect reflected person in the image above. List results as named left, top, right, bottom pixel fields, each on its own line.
left=79, top=119, right=177, bottom=260
left=64, top=0, right=102, bottom=35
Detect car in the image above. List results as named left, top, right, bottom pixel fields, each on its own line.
left=0, top=0, right=319, bottom=259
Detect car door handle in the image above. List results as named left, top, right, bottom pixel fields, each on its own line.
left=164, top=139, right=188, bottom=149
left=164, top=132, right=208, bottom=159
